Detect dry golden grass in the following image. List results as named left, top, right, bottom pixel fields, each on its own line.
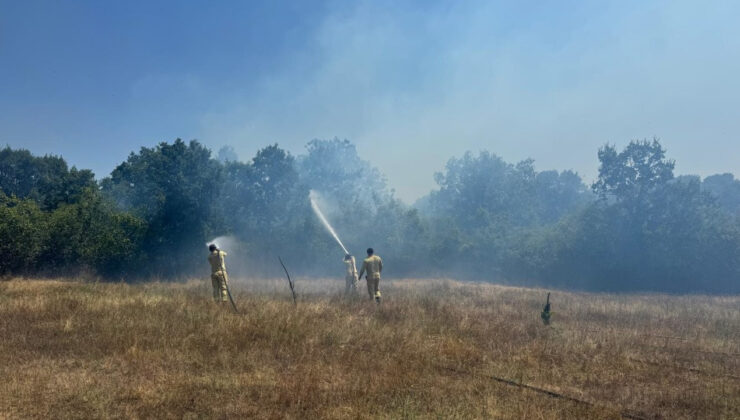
left=0, top=277, right=738, bottom=419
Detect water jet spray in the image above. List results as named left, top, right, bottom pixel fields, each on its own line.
left=309, top=190, right=350, bottom=255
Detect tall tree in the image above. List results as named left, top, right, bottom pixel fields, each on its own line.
left=593, top=138, right=674, bottom=207
left=297, top=138, right=400, bottom=267
left=558, top=138, right=740, bottom=292
left=0, top=147, right=95, bottom=210
left=702, top=173, right=740, bottom=217
left=43, top=188, right=146, bottom=277
left=102, top=139, right=222, bottom=277
left=430, top=151, right=539, bottom=229
left=298, top=138, right=389, bottom=210
left=0, top=193, right=47, bottom=275
left=218, top=145, right=311, bottom=248
left=534, top=169, right=592, bottom=223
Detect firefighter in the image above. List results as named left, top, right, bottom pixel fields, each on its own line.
left=207, top=244, right=229, bottom=303
left=357, top=248, right=383, bottom=303
left=344, top=253, right=358, bottom=295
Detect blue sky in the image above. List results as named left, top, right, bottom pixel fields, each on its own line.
left=1, top=0, right=739, bottom=202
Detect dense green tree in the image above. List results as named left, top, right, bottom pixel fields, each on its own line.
left=542, top=139, right=740, bottom=292
left=1, top=138, right=737, bottom=293
left=297, top=138, right=404, bottom=268
left=0, top=147, right=95, bottom=210
left=42, top=189, right=146, bottom=277
left=430, top=152, right=538, bottom=230
left=429, top=151, right=591, bottom=230
left=298, top=138, right=389, bottom=209
left=367, top=198, right=430, bottom=275
left=0, top=193, right=47, bottom=275
left=216, top=144, right=317, bottom=275
left=593, top=138, right=674, bottom=205
left=535, top=170, right=592, bottom=223
left=102, top=139, right=222, bottom=277
left=702, top=173, right=740, bottom=217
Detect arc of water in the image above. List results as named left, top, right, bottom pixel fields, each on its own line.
left=309, top=191, right=349, bottom=255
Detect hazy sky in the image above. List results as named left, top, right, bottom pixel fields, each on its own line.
left=2, top=0, right=739, bottom=202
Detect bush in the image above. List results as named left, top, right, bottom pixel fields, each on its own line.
left=0, top=194, right=47, bottom=275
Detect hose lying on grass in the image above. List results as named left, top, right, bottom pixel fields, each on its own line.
left=437, top=364, right=652, bottom=420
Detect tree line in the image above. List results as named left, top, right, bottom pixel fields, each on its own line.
left=1, top=138, right=738, bottom=293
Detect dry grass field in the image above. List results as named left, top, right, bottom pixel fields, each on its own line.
left=0, top=277, right=738, bottom=419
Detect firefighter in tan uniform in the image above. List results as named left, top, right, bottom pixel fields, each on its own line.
left=357, top=248, right=383, bottom=303
left=344, top=254, right=358, bottom=295
left=208, top=244, right=229, bottom=303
